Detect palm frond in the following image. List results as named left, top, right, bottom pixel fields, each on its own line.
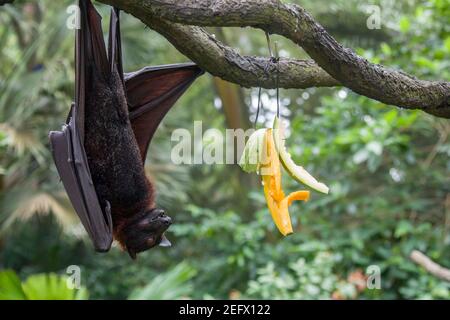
left=2, top=192, right=76, bottom=232
left=0, top=123, right=45, bottom=163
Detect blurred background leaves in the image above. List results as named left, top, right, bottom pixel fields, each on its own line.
left=128, top=262, right=196, bottom=300
left=0, top=269, right=88, bottom=299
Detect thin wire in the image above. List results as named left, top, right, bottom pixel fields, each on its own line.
left=276, top=67, right=280, bottom=118
left=254, top=87, right=262, bottom=127
left=273, top=41, right=280, bottom=118
left=265, top=32, right=273, bottom=58
left=254, top=32, right=272, bottom=128
left=255, top=32, right=281, bottom=127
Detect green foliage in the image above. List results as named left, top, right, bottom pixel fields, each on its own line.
left=246, top=252, right=357, bottom=299
left=0, top=1, right=75, bottom=231
left=0, top=270, right=88, bottom=300
left=128, top=262, right=196, bottom=300
left=0, top=270, right=27, bottom=299
left=400, top=274, right=450, bottom=299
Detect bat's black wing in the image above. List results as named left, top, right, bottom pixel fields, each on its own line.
left=108, top=9, right=204, bottom=163
left=125, top=64, right=203, bottom=163
left=49, top=0, right=113, bottom=252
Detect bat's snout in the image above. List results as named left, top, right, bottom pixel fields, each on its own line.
left=161, top=215, right=172, bottom=226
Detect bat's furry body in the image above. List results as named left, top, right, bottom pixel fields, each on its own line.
left=84, top=67, right=156, bottom=250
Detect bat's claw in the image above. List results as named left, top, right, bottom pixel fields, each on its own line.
left=159, top=234, right=172, bottom=247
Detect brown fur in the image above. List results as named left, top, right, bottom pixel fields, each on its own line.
left=83, top=65, right=155, bottom=248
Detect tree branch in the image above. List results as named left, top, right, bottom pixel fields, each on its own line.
left=410, top=250, right=450, bottom=282
left=100, top=0, right=450, bottom=118
left=99, top=3, right=339, bottom=89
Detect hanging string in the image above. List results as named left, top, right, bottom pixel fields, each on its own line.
left=276, top=69, right=280, bottom=118
left=254, top=87, right=262, bottom=128
left=273, top=41, right=280, bottom=118
left=265, top=32, right=273, bottom=57
left=254, top=32, right=281, bottom=127
left=254, top=32, right=271, bottom=128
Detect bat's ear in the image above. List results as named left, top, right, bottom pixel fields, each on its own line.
left=159, top=234, right=172, bottom=247
left=108, top=7, right=124, bottom=81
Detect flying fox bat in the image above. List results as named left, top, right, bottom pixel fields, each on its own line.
left=49, top=0, right=203, bottom=259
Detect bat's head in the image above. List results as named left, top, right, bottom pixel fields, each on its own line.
left=124, top=208, right=172, bottom=259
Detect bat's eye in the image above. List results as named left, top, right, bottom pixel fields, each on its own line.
left=159, top=212, right=165, bottom=218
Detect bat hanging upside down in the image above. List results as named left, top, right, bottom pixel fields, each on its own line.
left=49, top=0, right=203, bottom=259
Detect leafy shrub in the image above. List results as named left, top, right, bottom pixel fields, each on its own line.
left=0, top=270, right=88, bottom=300
left=246, top=252, right=358, bottom=299
left=128, top=262, right=196, bottom=300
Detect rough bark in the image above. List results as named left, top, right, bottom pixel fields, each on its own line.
left=115, top=13, right=340, bottom=89
left=99, top=0, right=450, bottom=118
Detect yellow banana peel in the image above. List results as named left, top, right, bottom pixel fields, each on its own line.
left=261, top=129, right=310, bottom=236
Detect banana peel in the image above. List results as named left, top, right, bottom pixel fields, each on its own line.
left=261, top=129, right=310, bottom=236
left=238, top=121, right=325, bottom=236
left=273, top=116, right=329, bottom=194
left=260, top=129, right=284, bottom=202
